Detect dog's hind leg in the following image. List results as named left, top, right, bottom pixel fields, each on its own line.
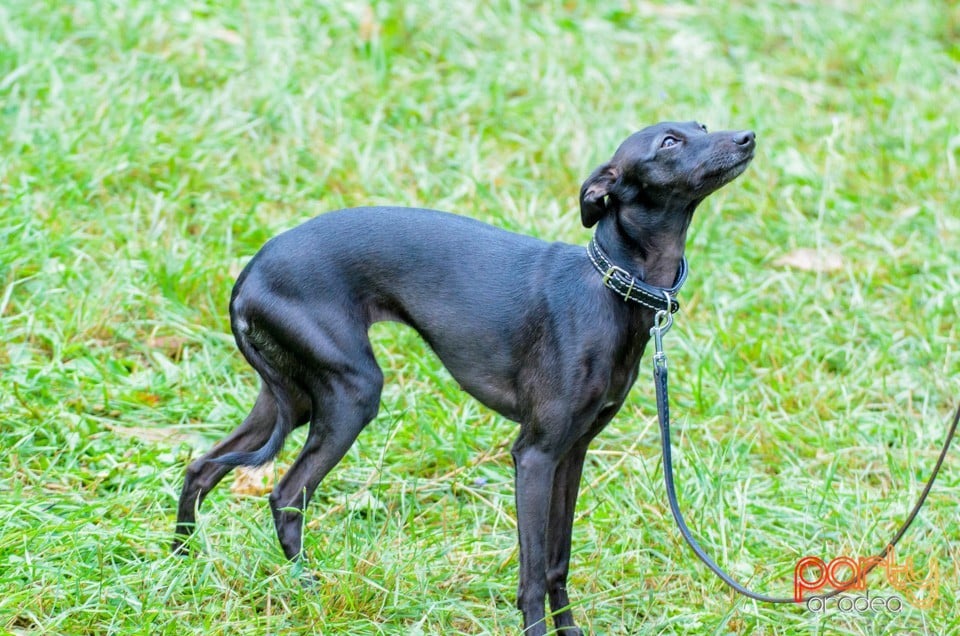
left=172, top=384, right=308, bottom=554
left=268, top=344, right=384, bottom=561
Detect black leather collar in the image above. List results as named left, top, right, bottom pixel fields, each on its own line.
left=586, top=237, right=687, bottom=313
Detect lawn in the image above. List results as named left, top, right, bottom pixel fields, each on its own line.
left=1, top=1, right=958, bottom=634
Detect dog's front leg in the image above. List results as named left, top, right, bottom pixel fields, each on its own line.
left=512, top=439, right=559, bottom=636
left=545, top=442, right=590, bottom=635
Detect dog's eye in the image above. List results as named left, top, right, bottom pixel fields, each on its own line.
left=660, top=136, right=680, bottom=148
left=699, top=123, right=708, bottom=132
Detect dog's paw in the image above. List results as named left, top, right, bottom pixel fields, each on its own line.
left=298, top=570, right=320, bottom=589
left=171, top=539, right=191, bottom=556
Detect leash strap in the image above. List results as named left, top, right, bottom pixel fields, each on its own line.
left=650, top=301, right=960, bottom=604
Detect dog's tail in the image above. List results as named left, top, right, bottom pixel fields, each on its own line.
left=211, top=291, right=297, bottom=468
left=211, top=391, right=290, bottom=468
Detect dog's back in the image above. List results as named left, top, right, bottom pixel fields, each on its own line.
left=230, top=206, right=594, bottom=420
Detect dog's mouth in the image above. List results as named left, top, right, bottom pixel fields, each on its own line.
left=720, top=153, right=754, bottom=178
left=701, top=151, right=754, bottom=189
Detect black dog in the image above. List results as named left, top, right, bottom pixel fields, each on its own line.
left=173, top=121, right=755, bottom=634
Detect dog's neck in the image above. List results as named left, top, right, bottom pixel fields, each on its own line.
left=593, top=202, right=696, bottom=288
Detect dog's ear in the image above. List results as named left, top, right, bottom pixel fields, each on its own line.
left=579, top=163, right=620, bottom=228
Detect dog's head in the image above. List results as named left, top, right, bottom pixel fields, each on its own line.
left=579, top=121, right=755, bottom=228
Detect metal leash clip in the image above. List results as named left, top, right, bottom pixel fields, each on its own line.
left=649, top=291, right=674, bottom=370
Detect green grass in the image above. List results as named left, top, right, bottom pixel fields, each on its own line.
left=1, top=0, right=958, bottom=634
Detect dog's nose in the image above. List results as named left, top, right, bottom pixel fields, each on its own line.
left=734, top=130, right=756, bottom=146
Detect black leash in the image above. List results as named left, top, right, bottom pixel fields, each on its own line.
left=648, top=302, right=960, bottom=603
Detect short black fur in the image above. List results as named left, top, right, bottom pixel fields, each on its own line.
left=173, top=121, right=755, bottom=635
